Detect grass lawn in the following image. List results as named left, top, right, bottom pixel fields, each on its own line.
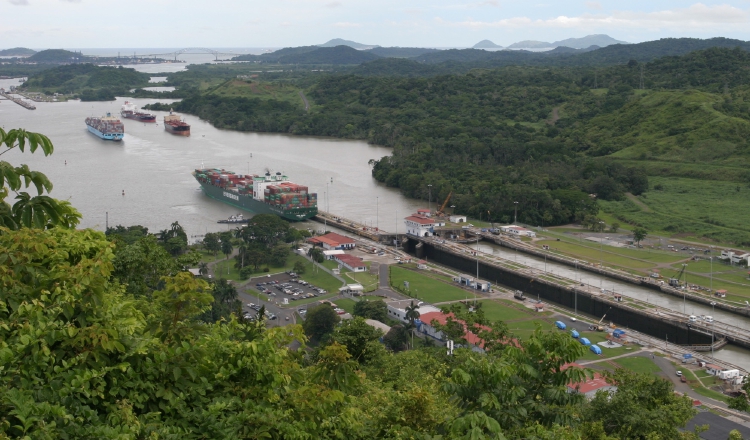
left=537, top=239, right=681, bottom=269
left=207, top=79, right=307, bottom=108
left=345, top=269, right=379, bottom=292
left=479, top=300, right=537, bottom=323
left=335, top=298, right=357, bottom=314
left=694, top=369, right=713, bottom=378
left=614, top=356, right=662, bottom=374
left=390, top=266, right=470, bottom=303
left=691, top=386, right=730, bottom=404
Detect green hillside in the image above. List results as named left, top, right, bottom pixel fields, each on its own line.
left=0, top=47, right=36, bottom=56
left=27, top=49, right=83, bottom=63
left=24, top=63, right=150, bottom=100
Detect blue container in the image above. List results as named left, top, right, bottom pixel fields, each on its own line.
left=571, top=330, right=580, bottom=339
left=590, top=344, right=602, bottom=355
left=555, top=321, right=567, bottom=330
left=580, top=338, right=591, bottom=346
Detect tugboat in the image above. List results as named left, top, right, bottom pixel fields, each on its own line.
left=217, top=214, right=250, bottom=224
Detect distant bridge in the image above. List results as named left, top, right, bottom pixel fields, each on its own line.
left=139, top=48, right=250, bottom=61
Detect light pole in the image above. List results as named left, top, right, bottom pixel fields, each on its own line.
left=427, top=184, right=432, bottom=214
left=475, top=235, right=480, bottom=306
left=682, top=263, right=687, bottom=315
left=513, top=201, right=518, bottom=224
left=710, top=256, right=713, bottom=292
left=710, top=301, right=716, bottom=357
left=599, top=221, right=604, bottom=290
left=376, top=196, right=379, bottom=230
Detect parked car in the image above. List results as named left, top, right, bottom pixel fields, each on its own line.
left=680, top=375, right=687, bottom=383
left=676, top=370, right=683, bottom=377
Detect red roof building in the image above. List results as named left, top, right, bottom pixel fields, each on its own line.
left=405, top=215, right=436, bottom=237
left=308, top=232, right=356, bottom=250
left=563, top=362, right=618, bottom=398
left=333, top=253, right=367, bottom=272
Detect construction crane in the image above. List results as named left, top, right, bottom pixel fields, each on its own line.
left=590, top=307, right=611, bottom=331
left=669, top=264, right=687, bottom=288
left=435, top=191, right=453, bottom=216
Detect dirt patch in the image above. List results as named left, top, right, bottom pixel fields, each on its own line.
left=546, top=107, right=560, bottom=125
left=626, top=192, right=652, bottom=213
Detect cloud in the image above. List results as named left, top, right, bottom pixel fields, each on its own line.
left=440, top=3, right=750, bottom=30
left=8, top=0, right=29, bottom=5
left=60, top=0, right=82, bottom=3
left=325, top=1, right=341, bottom=7
left=333, top=21, right=361, bottom=28
left=585, top=1, right=601, bottom=10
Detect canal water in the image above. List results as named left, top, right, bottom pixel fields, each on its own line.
left=0, top=92, right=421, bottom=239
left=472, top=242, right=750, bottom=368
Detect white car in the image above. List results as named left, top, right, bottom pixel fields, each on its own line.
left=676, top=370, right=683, bottom=377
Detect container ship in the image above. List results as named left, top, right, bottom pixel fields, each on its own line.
left=164, top=110, right=190, bottom=136
left=120, top=101, right=156, bottom=122
left=85, top=113, right=124, bottom=141
left=193, top=168, right=318, bottom=221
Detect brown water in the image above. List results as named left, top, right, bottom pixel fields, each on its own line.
left=0, top=94, right=422, bottom=239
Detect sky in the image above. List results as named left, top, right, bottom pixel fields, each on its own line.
left=1, top=0, right=750, bottom=49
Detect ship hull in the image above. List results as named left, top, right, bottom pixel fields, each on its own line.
left=197, top=180, right=316, bottom=222
left=122, top=113, right=156, bottom=122
left=87, top=125, right=123, bottom=141
left=165, top=124, right=190, bottom=136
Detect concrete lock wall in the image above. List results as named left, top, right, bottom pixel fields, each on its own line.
left=403, top=239, right=713, bottom=346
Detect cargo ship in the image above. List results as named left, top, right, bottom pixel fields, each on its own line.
left=85, top=113, right=124, bottom=141
left=164, top=110, right=190, bottom=136
left=120, top=101, right=156, bottom=122
left=193, top=168, right=318, bottom=221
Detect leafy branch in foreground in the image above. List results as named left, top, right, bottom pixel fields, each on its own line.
left=0, top=127, right=80, bottom=230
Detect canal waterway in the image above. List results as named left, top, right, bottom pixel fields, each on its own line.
left=471, top=242, right=750, bottom=368
left=0, top=94, right=422, bottom=239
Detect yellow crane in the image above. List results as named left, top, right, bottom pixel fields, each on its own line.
left=436, top=191, right=452, bottom=216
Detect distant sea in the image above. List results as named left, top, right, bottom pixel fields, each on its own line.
left=27, top=47, right=282, bottom=73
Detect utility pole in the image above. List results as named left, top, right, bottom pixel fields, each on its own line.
left=376, top=196, right=379, bottom=230
left=427, top=184, right=432, bottom=213
left=513, top=201, right=518, bottom=224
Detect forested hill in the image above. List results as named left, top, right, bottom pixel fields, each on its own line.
left=27, top=49, right=83, bottom=63
left=162, top=47, right=750, bottom=244
left=23, top=64, right=150, bottom=100
left=410, top=37, right=750, bottom=67
left=0, top=47, right=36, bottom=56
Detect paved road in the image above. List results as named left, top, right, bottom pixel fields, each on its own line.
left=686, top=411, right=750, bottom=440
left=298, top=91, right=310, bottom=112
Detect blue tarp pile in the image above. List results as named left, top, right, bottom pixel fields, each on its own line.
left=579, top=337, right=591, bottom=346
left=555, top=321, right=567, bottom=330
left=613, top=329, right=626, bottom=339
left=571, top=330, right=580, bottom=339
left=590, top=344, right=602, bottom=355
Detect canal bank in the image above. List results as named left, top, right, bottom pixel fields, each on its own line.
left=401, top=236, right=750, bottom=356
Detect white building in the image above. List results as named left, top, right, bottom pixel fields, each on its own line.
left=449, top=215, right=467, bottom=223
left=333, top=254, right=367, bottom=272
left=322, top=249, right=346, bottom=260
left=339, top=284, right=364, bottom=295
left=501, top=225, right=536, bottom=238
left=386, top=299, right=441, bottom=324
left=405, top=215, right=435, bottom=237
left=452, top=274, right=491, bottom=292
left=721, top=249, right=750, bottom=265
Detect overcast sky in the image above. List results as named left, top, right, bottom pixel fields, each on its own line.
left=2, top=0, right=750, bottom=49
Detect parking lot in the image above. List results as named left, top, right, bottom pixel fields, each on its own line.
left=249, top=271, right=329, bottom=304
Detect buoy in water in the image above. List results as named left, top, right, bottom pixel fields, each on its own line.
left=122, top=190, right=125, bottom=196
left=64, top=160, right=67, bottom=165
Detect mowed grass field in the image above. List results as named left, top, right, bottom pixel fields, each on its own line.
left=390, top=266, right=470, bottom=303
left=599, top=176, right=750, bottom=246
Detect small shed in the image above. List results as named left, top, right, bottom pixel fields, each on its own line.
left=715, top=290, right=727, bottom=298
left=706, top=364, right=723, bottom=376
left=590, top=345, right=602, bottom=355
left=416, top=260, right=428, bottom=269
left=571, top=330, right=580, bottom=339
left=450, top=215, right=468, bottom=223
left=613, top=329, right=626, bottom=339
left=555, top=321, right=567, bottom=330
left=579, top=338, right=592, bottom=346
left=534, top=303, right=545, bottom=312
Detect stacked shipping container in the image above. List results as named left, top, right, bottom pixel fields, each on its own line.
left=195, top=168, right=317, bottom=211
